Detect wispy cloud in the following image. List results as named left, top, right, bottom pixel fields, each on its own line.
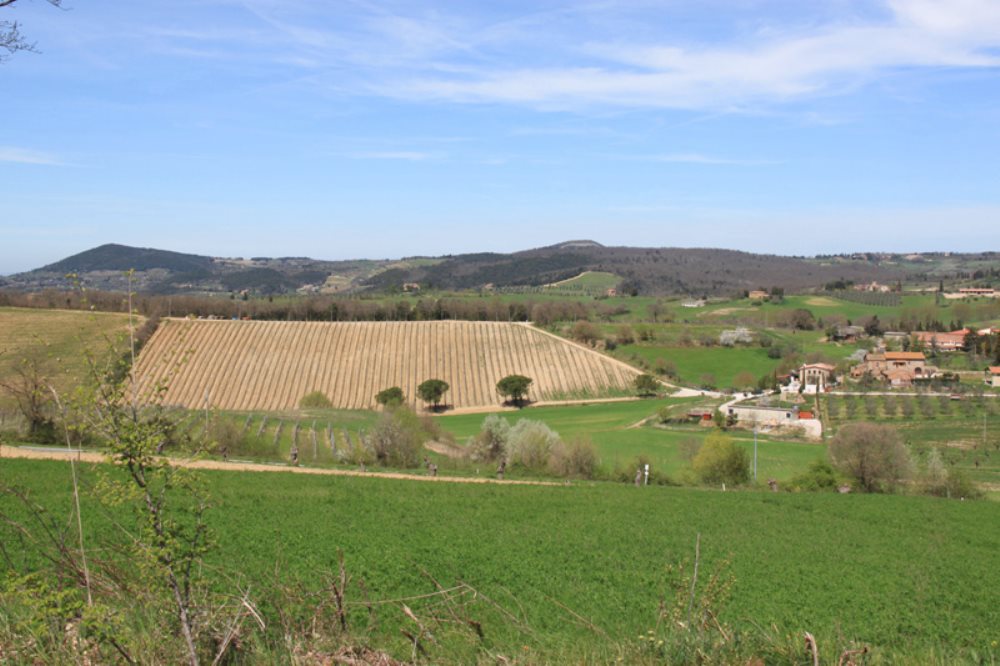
left=378, top=0, right=1000, bottom=110
left=0, top=147, right=66, bottom=166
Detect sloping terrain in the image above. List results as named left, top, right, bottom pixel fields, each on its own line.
left=0, top=307, right=136, bottom=409
left=133, top=319, right=641, bottom=411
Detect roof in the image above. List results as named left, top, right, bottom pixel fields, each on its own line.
left=798, top=411, right=815, bottom=419
left=885, top=352, right=925, bottom=361
left=990, top=367, right=1000, bottom=375
left=802, top=363, right=836, bottom=371
left=865, top=353, right=886, bottom=361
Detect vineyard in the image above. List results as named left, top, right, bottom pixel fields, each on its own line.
left=133, top=319, right=641, bottom=411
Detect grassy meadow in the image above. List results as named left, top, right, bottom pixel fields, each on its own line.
left=2, top=457, right=999, bottom=662
left=0, top=306, right=136, bottom=410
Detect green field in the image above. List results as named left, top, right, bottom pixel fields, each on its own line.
left=3, top=457, right=998, bottom=662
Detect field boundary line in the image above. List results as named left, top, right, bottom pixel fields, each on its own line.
left=0, top=445, right=563, bottom=487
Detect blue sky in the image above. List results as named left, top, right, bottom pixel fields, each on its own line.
left=2, top=0, right=999, bottom=273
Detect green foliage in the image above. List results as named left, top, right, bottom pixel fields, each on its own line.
left=374, top=386, right=405, bottom=407
left=788, top=459, right=842, bottom=492
left=496, top=374, right=532, bottom=405
left=416, top=378, right=449, bottom=409
left=632, top=373, right=660, bottom=397
left=692, top=433, right=750, bottom=486
left=299, top=390, right=332, bottom=408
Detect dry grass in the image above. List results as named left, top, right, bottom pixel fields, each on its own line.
left=0, top=307, right=136, bottom=407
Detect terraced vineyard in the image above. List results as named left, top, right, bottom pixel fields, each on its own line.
left=134, top=319, right=641, bottom=411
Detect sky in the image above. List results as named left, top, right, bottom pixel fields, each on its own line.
left=2, top=0, right=1000, bottom=274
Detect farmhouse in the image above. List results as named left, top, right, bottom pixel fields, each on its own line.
left=959, top=288, right=996, bottom=297
left=988, top=367, right=1000, bottom=388
left=726, top=404, right=822, bottom=440
left=851, top=351, right=929, bottom=386
left=747, top=290, right=769, bottom=300
left=913, top=330, right=967, bottom=352
left=799, top=362, right=836, bottom=392
left=854, top=281, right=891, bottom=293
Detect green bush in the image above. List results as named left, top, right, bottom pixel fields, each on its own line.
left=788, top=459, right=841, bottom=492
left=299, top=391, right=332, bottom=409
left=692, top=433, right=750, bottom=486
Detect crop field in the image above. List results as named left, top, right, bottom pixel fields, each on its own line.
left=3, top=458, right=999, bottom=661
left=821, top=393, right=1000, bottom=487
left=134, top=319, right=641, bottom=411
left=0, top=307, right=136, bottom=409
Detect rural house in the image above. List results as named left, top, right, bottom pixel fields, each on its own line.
left=851, top=351, right=929, bottom=386
left=799, top=362, right=836, bottom=392
left=988, top=367, right=1000, bottom=388
left=748, top=290, right=769, bottom=300
left=913, top=330, right=967, bottom=352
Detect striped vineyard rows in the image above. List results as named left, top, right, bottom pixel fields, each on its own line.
left=133, top=319, right=642, bottom=411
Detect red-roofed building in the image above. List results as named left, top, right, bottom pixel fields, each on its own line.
left=914, top=330, right=967, bottom=352
left=988, top=367, right=1000, bottom=388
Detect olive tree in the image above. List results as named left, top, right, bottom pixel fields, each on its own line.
left=829, top=422, right=913, bottom=493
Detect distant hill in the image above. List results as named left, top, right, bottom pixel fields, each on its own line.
left=361, top=244, right=901, bottom=295
left=40, top=243, right=214, bottom=274
left=4, top=242, right=994, bottom=297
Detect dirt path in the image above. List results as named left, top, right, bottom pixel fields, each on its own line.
left=0, top=445, right=561, bottom=487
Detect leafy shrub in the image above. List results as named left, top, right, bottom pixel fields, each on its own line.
left=548, top=436, right=598, bottom=478
left=633, top=373, right=660, bottom=397
left=299, top=391, right=332, bottom=409
left=375, top=386, right=405, bottom=407
left=469, top=414, right=510, bottom=462
left=787, top=459, right=841, bottom=492
left=507, top=419, right=561, bottom=471
left=370, top=406, right=426, bottom=468
left=692, top=433, right=750, bottom=486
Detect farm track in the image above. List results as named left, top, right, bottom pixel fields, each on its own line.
left=134, top=319, right=643, bottom=411
left=0, top=446, right=561, bottom=486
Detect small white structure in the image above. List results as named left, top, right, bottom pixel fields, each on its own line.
left=988, top=367, right=1000, bottom=388
left=719, top=327, right=754, bottom=346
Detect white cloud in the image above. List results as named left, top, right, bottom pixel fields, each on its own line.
left=0, top=147, right=65, bottom=166
left=378, top=0, right=1000, bottom=110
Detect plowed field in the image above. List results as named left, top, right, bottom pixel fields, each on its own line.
left=133, top=319, right=641, bottom=411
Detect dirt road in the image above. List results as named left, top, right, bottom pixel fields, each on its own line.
left=0, top=445, right=561, bottom=487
